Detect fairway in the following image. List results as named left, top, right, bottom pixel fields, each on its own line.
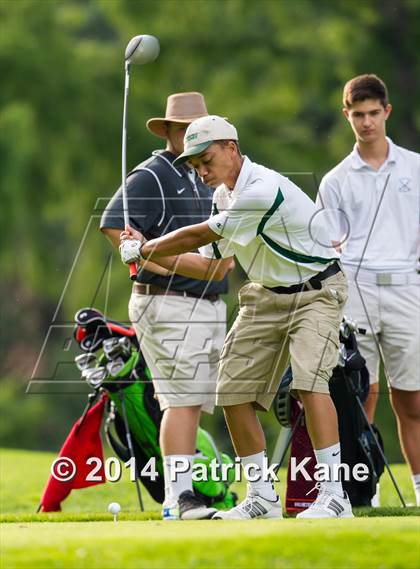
left=2, top=518, right=419, bottom=569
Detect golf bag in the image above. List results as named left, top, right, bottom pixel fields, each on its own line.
left=74, top=307, right=237, bottom=510
left=274, top=319, right=385, bottom=513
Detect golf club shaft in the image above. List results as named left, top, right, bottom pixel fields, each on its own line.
left=122, top=62, right=137, bottom=280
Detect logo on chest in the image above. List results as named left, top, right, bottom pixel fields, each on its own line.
left=397, top=177, right=411, bottom=192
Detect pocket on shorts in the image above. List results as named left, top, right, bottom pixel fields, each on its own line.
left=317, top=321, right=340, bottom=372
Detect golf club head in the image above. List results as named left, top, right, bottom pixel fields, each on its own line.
left=118, top=336, right=132, bottom=358
left=106, top=357, right=126, bottom=377
left=125, top=35, right=160, bottom=65
left=82, top=366, right=98, bottom=379
left=341, top=315, right=359, bottom=338
left=103, top=337, right=121, bottom=360
left=84, top=366, right=107, bottom=388
left=75, top=352, right=97, bottom=371
left=338, top=344, right=347, bottom=368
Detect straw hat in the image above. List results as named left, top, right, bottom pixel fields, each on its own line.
left=146, top=92, right=208, bottom=139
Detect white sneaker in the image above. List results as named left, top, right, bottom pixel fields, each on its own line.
left=212, top=492, right=283, bottom=520
left=296, top=485, right=354, bottom=519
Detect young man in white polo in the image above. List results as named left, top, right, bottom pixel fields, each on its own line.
left=120, top=115, right=354, bottom=519
left=317, top=74, right=420, bottom=506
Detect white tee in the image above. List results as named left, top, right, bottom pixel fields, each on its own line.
left=317, top=138, right=420, bottom=273
left=200, top=157, right=338, bottom=287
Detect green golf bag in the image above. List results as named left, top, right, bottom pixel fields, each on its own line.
left=74, top=307, right=237, bottom=509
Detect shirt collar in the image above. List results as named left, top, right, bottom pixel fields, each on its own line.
left=350, top=137, right=397, bottom=170
left=231, top=156, right=253, bottom=198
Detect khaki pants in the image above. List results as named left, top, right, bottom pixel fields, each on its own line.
left=216, top=271, right=348, bottom=410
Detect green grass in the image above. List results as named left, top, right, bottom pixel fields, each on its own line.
left=1, top=448, right=419, bottom=568
left=2, top=519, right=420, bottom=569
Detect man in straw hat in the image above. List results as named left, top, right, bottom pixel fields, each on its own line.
left=120, top=115, right=354, bottom=520
left=101, top=95, right=234, bottom=520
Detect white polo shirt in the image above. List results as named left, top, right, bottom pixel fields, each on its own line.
left=317, top=138, right=420, bottom=273
left=201, top=157, right=338, bottom=287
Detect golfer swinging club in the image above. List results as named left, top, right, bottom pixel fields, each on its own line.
left=120, top=115, right=354, bottom=519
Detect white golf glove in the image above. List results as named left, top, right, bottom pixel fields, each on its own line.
left=120, top=239, right=142, bottom=264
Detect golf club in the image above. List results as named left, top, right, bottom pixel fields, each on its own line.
left=103, top=337, right=132, bottom=361
left=118, top=337, right=132, bottom=358
left=75, top=352, right=97, bottom=372
left=103, top=338, right=120, bottom=360
left=84, top=367, right=107, bottom=388
left=81, top=366, right=97, bottom=378
left=106, top=357, right=126, bottom=377
left=121, top=35, right=160, bottom=280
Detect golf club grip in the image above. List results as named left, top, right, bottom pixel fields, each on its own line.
left=129, top=262, right=137, bottom=280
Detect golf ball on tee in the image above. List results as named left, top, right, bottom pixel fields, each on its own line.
left=108, top=502, right=121, bottom=515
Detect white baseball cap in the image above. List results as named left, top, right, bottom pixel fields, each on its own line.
left=173, top=115, right=238, bottom=166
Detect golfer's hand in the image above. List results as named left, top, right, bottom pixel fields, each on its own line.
left=120, top=225, right=146, bottom=264
left=120, top=224, right=143, bottom=243
left=120, top=239, right=142, bottom=264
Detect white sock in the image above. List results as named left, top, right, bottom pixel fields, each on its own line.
left=412, top=473, right=420, bottom=506
left=163, top=454, right=195, bottom=502
left=314, top=442, right=344, bottom=496
left=241, top=450, right=277, bottom=501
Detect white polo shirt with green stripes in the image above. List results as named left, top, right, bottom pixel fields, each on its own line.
left=203, top=156, right=338, bottom=287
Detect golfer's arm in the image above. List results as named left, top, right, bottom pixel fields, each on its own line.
left=101, top=228, right=173, bottom=277
left=142, top=221, right=221, bottom=258
left=152, top=253, right=235, bottom=281
left=141, top=221, right=232, bottom=280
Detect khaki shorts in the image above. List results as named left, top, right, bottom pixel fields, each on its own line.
left=129, top=294, right=226, bottom=413
left=216, top=271, right=348, bottom=410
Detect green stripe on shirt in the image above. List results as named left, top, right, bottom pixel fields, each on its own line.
left=260, top=232, right=335, bottom=265
left=257, top=188, right=285, bottom=235
left=257, top=187, right=335, bottom=265
left=211, top=242, right=222, bottom=259
left=211, top=202, right=222, bottom=258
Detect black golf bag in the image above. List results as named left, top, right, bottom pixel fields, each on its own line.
left=274, top=318, right=385, bottom=512
left=74, top=307, right=237, bottom=510
left=329, top=328, right=385, bottom=506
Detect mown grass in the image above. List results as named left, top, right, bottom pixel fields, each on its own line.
left=2, top=518, right=420, bottom=569
left=1, top=448, right=419, bottom=568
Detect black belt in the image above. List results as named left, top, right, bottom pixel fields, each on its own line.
left=266, top=261, right=342, bottom=295
left=133, top=283, right=220, bottom=302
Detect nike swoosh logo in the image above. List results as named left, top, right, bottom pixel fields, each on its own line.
left=332, top=451, right=340, bottom=456
left=177, top=187, right=186, bottom=194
